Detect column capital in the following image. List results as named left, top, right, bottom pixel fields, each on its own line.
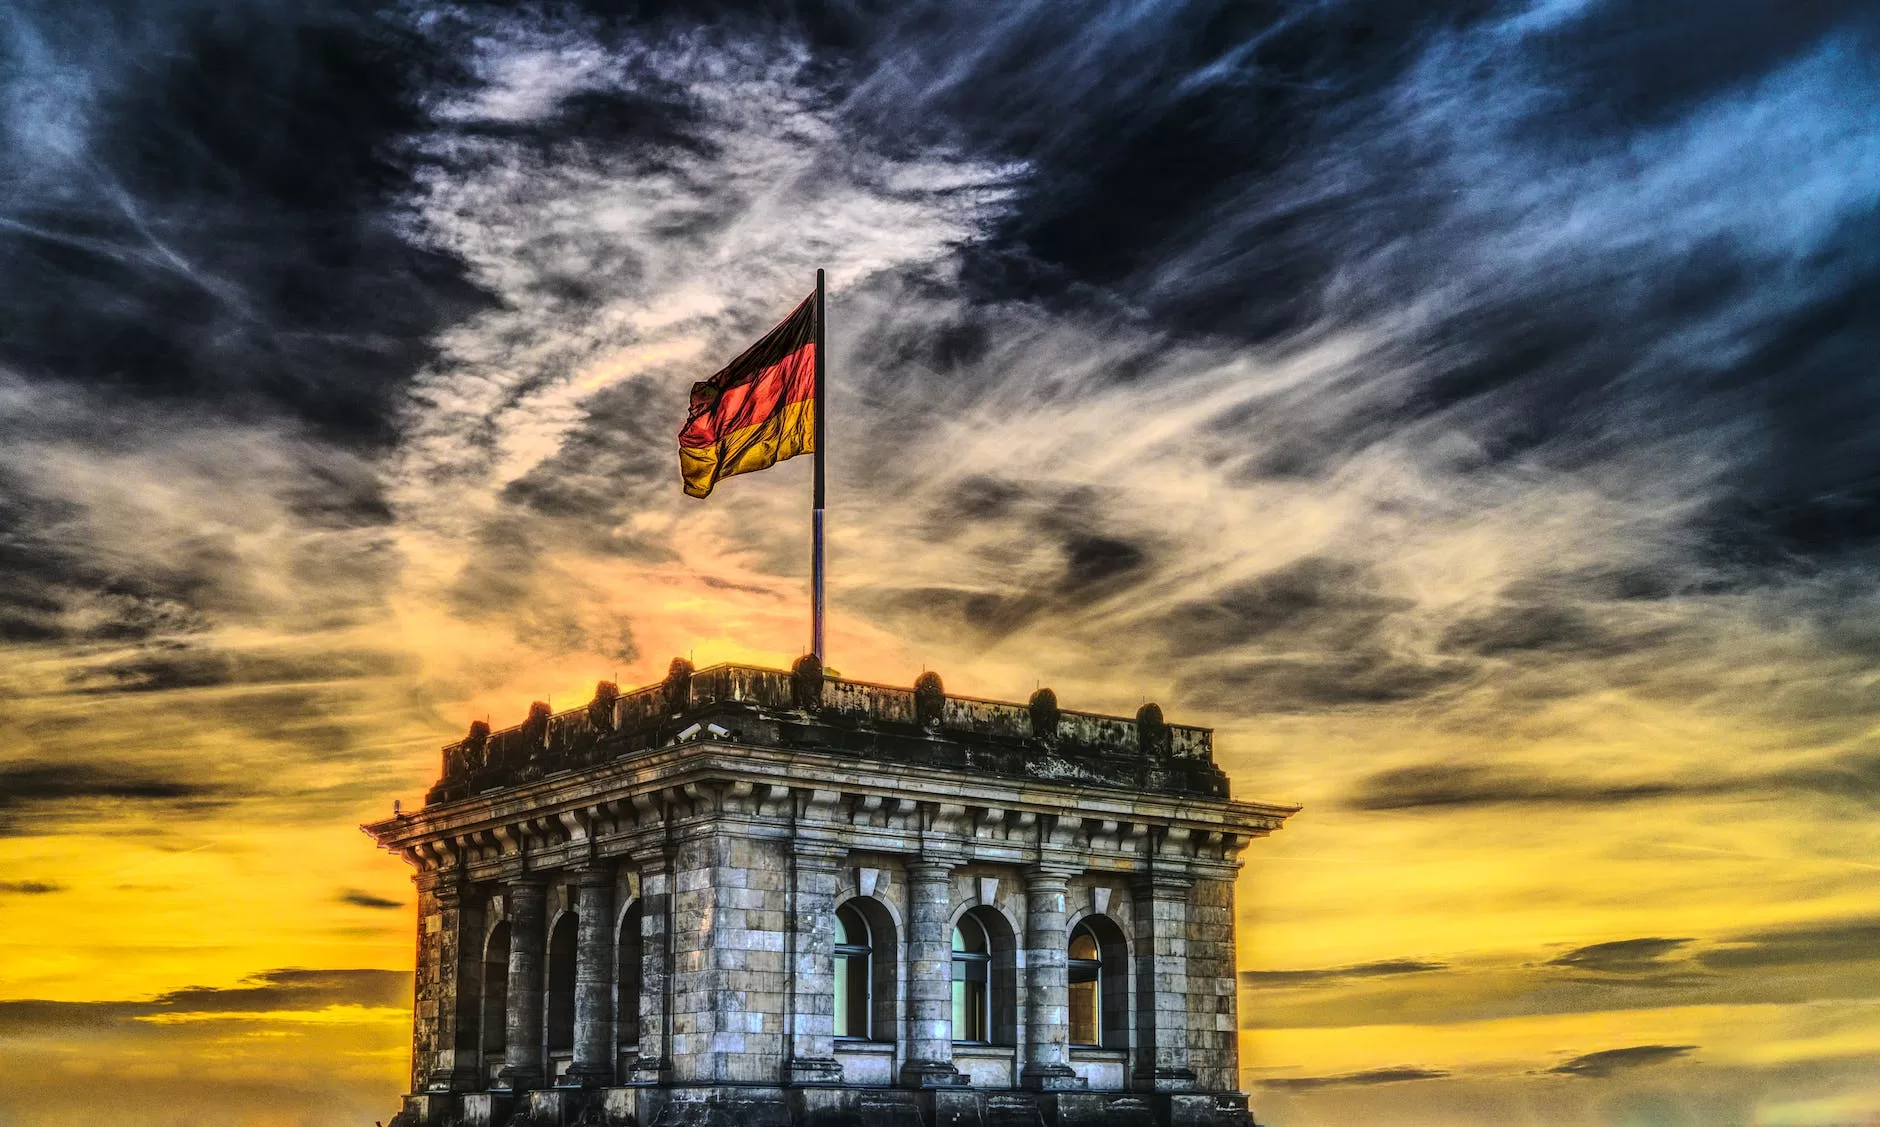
left=1024, top=863, right=1082, bottom=886
left=1132, top=871, right=1194, bottom=895
left=790, top=840, right=846, bottom=868
left=571, top=863, right=615, bottom=888
left=906, top=857, right=959, bottom=881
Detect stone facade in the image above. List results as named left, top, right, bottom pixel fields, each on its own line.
left=366, top=659, right=1297, bottom=1127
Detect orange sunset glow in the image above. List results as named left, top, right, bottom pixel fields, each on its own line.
left=4, top=2, right=1880, bottom=1125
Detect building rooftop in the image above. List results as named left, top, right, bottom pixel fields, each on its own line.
left=423, top=657, right=1233, bottom=807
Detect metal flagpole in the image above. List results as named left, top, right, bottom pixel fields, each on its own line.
left=811, top=269, right=826, bottom=664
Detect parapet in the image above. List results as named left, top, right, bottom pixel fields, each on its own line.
left=424, top=658, right=1230, bottom=806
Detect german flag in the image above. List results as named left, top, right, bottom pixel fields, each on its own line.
left=678, top=293, right=818, bottom=499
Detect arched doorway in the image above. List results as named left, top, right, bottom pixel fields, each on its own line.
left=616, top=900, right=643, bottom=1073
left=480, top=921, right=510, bottom=1088
left=545, top=911, right=578, bottom=1081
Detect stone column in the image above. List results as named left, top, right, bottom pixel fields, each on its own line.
left=498, top=877, right=548, bottom=1092
left=629, top=853, right=672, bottom=1082
left=427, top=879, right=487, bottom=1092
left=1020, top=866, right=1083, bottom=1090
left=900, top=859, right=965, bottom=1087
left=786, top=842, right=844, bottom=1084
left=1131, top=872, right=1197, bottom=1091
left=566, top=866, right=615, bottom=1087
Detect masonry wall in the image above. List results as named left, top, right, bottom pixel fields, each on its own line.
left=670, top=830, right=791, bottom=1082
left=1186, top=876, right=1239, bottom=1092
left=412, top=886, right=443, bottom=1093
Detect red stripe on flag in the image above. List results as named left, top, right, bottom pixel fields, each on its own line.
left=678, top=342, right=817, bottom=449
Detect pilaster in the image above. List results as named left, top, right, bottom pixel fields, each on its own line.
left=425, top=877, right=487, bottom=1092
left=629, top=850, right=674, bottom=1084
left=784, top=828, right=844, bottom=1085
left=1131, top=868, right=1197, bottom=1092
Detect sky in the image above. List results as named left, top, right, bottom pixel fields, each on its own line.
left=2, top=1, right=1879, bottom=1124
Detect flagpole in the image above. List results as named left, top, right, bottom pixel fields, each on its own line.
left=811, top=268, right=826, bottom=664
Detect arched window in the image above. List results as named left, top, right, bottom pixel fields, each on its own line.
left=834, top=901, right=871, bottom=1039
left=546, top=912, right=578, bottom=1056
left=1069, top=914, right=1129, bottom=1051
left=951, top=906, right=1016, bottom=1045
left=481, top=921, right=511, bottom=1084
left=834, top=897, right=897, bottom=1044
left=951, top=914, right=992, bottom=1043
left=1068, top=923, right=1102, bottom=1046
left=617, top=901, right=643, bottom=1059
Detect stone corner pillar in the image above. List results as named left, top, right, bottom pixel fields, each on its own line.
left=784, top=839, right=845, bottom=1086
left=497, top=876, right=549, bottom=1093
left=564, top=865, right=616, bottom=1088
left=424, top=878, right=488, bottom=1093
left=900, top=857, right=969, bottom=1088
left=1020, top=864, right=1086, bottom=1091
left=628, top=850, right=674, bottom=1084
left=1132, top=870, right=1198, bottom=1092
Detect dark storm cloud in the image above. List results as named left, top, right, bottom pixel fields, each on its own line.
left=66, top=644, right=411, bottom=695
left=1548, top=1045, right=1697, bottom=1078
left=1548, top=938, right=1695, bottom=975
left=0, top=0, right=490, bottom=445
left=0, top=968, right=411, bottom=1034
left=0, top=762, right=229, bottom=837
left=1700, top=917, right=1880, bottom=971
left=0, top=881, right=65, bottom=895
left=1261, top=1067, right=1450, bottom=1091
left=1347, top=751, right=1880, bottom=812
left=1346, top=764, right=1699, bottom=811
left=1161, top=558, right=1413, bottom=656
left=338, top=889, right=402, bottom=910
left=1178, top=651, right=1475, bottom=714
left=826, top=0, right=1880, bottom=571
left=1242, top=959, right=1448, bottom=987
left=148, top=968, right=410, bottom=1013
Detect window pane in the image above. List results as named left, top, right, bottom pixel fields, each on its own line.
left=1068, top=976, right=1099, bottom=1046
left=952, top=975, right=987, bottom=1042
left=952, top=918, right=987, bottom=954
left=834, top=952, right=851, bottom=1037
left=1068, top=929, right=1099, bottom=961
left=836, top=951, right=870, bottom=1038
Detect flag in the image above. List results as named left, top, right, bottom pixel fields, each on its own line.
left=678, top=293, right=818, bottom=499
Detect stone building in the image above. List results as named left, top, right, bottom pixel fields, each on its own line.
left=365, top=657, right=1296, bottom=1127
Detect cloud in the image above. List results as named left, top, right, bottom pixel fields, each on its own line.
left=1345, top=752, right=1880, bottom=813
left=1547, top=938, right=1696, bottom=975
left=0, top=880, right=65, bottom=895
left=1548, top=1045, right=1697, bottom=1078
left=0, top=761, right=225, bottom=837
left=1343, top=763, right=1703, bottom=812
left=1243, top=960, right=1449, bottom=988
left=338, top=890, right=403, bottom=910
left=0, top=967, right=411, bottom=1035
left=1701, top=917, right=1880, bottom=971
left=1261, top=1067, right=1451, bottom=1090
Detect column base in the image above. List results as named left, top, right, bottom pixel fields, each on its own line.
left=1020, top=1062, right=1087, bottom=1091
left=785, top=1056, right=844, bottom=1085
left=1132, top=1066, right=1199, bottom=1092
left=627, top=1055, right=671, bottom=1084
left=561, top=1062, right=615, bottom=1089
left=496, top=1064, right=546, bottom=1093
left=424, top=1064, right=484, bottom=1093
left=900, top=1059, right=970, bottom=1087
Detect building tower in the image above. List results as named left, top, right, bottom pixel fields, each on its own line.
left=365, top=657, right=1297, bottom=1127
